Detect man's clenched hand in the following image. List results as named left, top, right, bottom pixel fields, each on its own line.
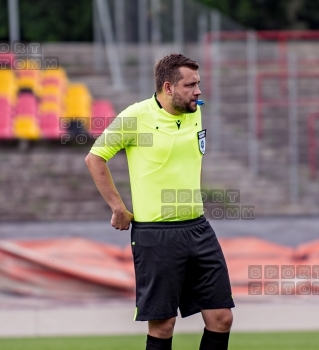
left=111, top=208, right=134, bottom=230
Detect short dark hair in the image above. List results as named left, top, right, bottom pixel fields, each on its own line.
left=154, top=53, right=199, bottom=92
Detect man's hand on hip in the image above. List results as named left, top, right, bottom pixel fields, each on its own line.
left=111, top=209, right=134, bottom=230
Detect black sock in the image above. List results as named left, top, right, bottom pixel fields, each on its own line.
left=199, top=328, right=230, bottom=350
left=146, top=334, right=173, bottom=350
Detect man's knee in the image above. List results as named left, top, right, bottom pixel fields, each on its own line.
left=202, top=308, right=233, bottom=332
left=148, top=317, right=176, bottom=338
left=217, top=309, right=233, bottom=330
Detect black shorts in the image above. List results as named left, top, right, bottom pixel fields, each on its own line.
left=131, top=216, right=235, bottom=321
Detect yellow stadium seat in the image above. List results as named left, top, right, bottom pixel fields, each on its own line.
left=65, top=98, right=91, bottom=107
left=66, top=84, right=92, bottom=101
left=0, top=69, right=15, bottom=81
left=67, top=83, right=89, bottom=94
left=64, top=83, right=92, bottom=119
left=13, top=115, right=41, bottom=140
left=41, top=85, right=62, bottom=96
left=65, top=99, right=90, bottom=108
left=0, top=70, right=17, bottom=102
left=65, top=98, right=91, bottom=109
left=65, top=97, right=91, bottom=106
left=17, top=76, right=41, bottom=95
left=42, top=67, right=67, bottom=79
left=39, top=101, right=62, bottom=115
left=65, top=106, right=91, bottom=119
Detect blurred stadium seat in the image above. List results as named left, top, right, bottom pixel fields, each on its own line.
left=41, top=85, right=63, bottom=103
left=13, top=115, right=41, bottom=140
left=39, top=112, right=60, bottom=138
left=0, top=57, right=114, bottom=140
left=39, top=101, right=61, bottom=115
left=0, top=70, right=17, bottom=104
left=91, top=100, right=116, bottom=134
left=0, top=97, right=12, bottom=138
left=65, top=83, right=92, bottom=132
left=42, top=67, right=68, bottom=85
left=0, top=53, right=15, bottom=69
left=16, top=60, right=42, bottom=96
left=15, top=93, right=38, bottom=116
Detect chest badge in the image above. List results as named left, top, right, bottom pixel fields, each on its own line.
left=197, top=129, right=206, bottom=155
left=176, top=120, right=181, bottom=129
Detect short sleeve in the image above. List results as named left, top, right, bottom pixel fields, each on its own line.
left=90, top=103, right=139, bottom=161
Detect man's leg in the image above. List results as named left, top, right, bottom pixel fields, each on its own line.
left=145, top=317, right=176, bottom=350
left=199, top=309, right=233, bottom=350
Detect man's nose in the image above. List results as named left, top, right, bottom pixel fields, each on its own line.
left=194, top=86, right=201, bottom=95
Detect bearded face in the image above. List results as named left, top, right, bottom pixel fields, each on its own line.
left=170, top=67, right=201, bottom=114
left=171, top=90, right=198, bottom=114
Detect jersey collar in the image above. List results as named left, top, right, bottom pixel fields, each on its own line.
left=154, top=93, right=163, bottom=109
left=153, top=93, right=187, bottom=122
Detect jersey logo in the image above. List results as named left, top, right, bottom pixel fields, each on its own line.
left=197, top=129, right=206, bottom=155
left=175, top=120, right=181, bottom=129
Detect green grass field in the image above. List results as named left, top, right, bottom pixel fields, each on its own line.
left=0, top=331, right=318, bottom=350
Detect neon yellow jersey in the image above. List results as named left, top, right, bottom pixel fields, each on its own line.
left=90, top=95, right=205, bottom=222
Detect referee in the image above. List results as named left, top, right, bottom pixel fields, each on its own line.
left=85, top=54, right=234, bottom=350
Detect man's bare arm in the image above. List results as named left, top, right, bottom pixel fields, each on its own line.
left=85, top=153, right=133, bottom=230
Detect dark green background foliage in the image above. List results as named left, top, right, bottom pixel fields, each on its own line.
left=0, top=0, right=92, bottom=41
left=197, top=0, right=319, bottom=30
left=0, top=0, right=319, bottom=42
left=0, top=0, right=9, bottom=39
left=298, top=0, right=319, bottom=29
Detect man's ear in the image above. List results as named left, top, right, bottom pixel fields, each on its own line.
left=163, top=81, right=172, bottom=96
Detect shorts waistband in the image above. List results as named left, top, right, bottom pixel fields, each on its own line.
left=131, top=216, right=206, bottom=229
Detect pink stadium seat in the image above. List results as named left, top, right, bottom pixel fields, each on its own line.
left=39, top=113, right=60, bottom=138
left=15, top=103, right=37, bottom=116
left=0, top=97, right=11, bottom=116
left=0, top=97, right=12, bottom=138
left=17, top=93, right=36, bottom=101
left=41, top=95, right=61, bottom=104
left=91, top=100, right=116, bottom=133
left=90, top=116, right=110, bottom=134
left=42, top=77, right=65, bottom=88
left=15, top=93, right=38, bottom=118
left=18, top=70, right=37, bottom=78
left=0, top=53, right=15, bottom=69
left=0, top=128, right=11, bottom=139
left=93, top=99, right=115, bottom=108
left=92, top=101, right=115, bottom=116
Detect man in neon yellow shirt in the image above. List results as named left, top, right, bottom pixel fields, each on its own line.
left=86, top=54, right=234, bottom=350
